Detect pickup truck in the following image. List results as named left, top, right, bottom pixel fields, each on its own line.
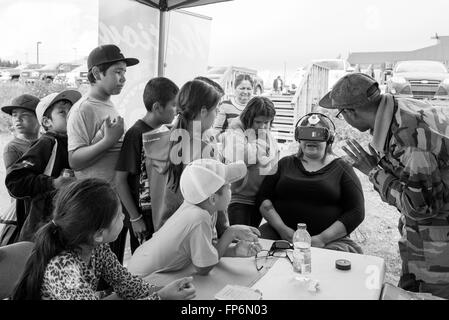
left=54, top=63, right=88, bottom=87
left=0, top=64, right=43, bottom=81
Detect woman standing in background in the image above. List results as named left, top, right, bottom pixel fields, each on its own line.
left=213, top=74, right=254, bottom=136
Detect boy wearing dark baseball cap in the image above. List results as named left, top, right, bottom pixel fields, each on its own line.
left=2, top=94, right=41, bottom=170
left=6, top=89, right=81, bottom=241
left=1, top=94, right=40, bottom=245
left=66, top=44, right=139, bottom=264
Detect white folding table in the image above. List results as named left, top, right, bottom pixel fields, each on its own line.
left=143, top=239, right=385, bottom=300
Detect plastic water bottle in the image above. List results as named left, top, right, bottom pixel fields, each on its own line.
left=292, top=223, right=312, bottom=277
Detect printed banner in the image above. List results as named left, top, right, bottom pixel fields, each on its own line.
left=98, top=0, right=158, bottom=127
left=164, top=10, right=212, bottom=87
left=98, top=0, right=211, bottom=126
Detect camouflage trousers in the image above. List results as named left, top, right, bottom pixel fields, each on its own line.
left=398, top=214, right=449, bottom=299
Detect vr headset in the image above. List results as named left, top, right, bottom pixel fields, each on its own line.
left=294, top=113, right=336, bottom=143
left=295, top=126, right=330, bottom=142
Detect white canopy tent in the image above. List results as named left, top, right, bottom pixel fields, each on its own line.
left=134, top=0, right=232, bottom=76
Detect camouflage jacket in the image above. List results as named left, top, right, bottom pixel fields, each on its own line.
left=370, top=94, right=449, bottom=286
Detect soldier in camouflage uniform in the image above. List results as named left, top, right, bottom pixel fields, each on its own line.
left=319, top=73, right=449, bottom=299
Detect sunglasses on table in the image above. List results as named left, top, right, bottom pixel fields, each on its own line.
left=255, top=240, right=294, bottom=271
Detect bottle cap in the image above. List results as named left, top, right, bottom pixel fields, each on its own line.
left=335, top=259, right=351, bottom=271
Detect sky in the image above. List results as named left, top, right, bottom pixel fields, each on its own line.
left=1, top=0, right=448, bottom=82
left=186, top=0, right=449, bottom=80
left=0, top=0, right=98, bottom=64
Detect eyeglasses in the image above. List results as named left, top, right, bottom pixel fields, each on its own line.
left=335, top=109, right=345, bottom=119
left=255, top=240, right=294, bottom=271
left=335, top=108, right=355, bottom=119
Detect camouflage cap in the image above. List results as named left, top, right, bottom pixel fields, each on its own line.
left=319, top=73, right=380, bottom=109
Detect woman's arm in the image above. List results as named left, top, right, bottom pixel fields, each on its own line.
left=259, top=199, right=295, bottom=242
left=335, top=160, right=365, bottom=235
left=312, top=221, right=347, bottom=248
left=255, top=159, right=294, bottom=241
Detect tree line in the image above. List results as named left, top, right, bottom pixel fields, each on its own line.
left=0, top=59, right=20, bottom=68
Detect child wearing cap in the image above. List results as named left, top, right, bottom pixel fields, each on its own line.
left=66, top=44, right=139, bottom=263
left=1, top=94, right=41, bottom=169
left=127, top=159, right=262, bottom=278
left=5, top=90, right=82, bottom=241
left=115, top=77, right=179, bottom=253
left=1, top=94, right=40, bottom=245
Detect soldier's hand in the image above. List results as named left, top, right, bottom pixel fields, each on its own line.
left=342, top=139, right=378, bottom=175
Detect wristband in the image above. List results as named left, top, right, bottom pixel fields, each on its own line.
left=130, top=214, right=143, bottom=223
left=368, top=166, right=382, bottom=182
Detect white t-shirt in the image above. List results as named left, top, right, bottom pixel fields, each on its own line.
left=127, top=201, right=219, bottom=277
left=67, top=95, right=124, bottom=186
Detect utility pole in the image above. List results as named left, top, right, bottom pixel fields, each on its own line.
left=431, top=33, right=446, bottom=65
left=283, top=61, right=286, bottom=85
left=36, top=41, right=42, bottom=64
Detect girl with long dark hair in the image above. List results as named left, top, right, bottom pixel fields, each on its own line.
left=144, top=79, right=224, bottom=232
left=222, top=96, right=279, bottom=227
left=12, top=178, right=195, bottom=300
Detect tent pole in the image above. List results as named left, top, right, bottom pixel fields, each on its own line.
left=158, top=10, right=167, bottom=76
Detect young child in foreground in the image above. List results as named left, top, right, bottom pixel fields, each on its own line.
left=128, top=159, right=262, bottom=278
left=11, top=178, right=195, bottom=300
left=1, top=94, right=40, bottom=244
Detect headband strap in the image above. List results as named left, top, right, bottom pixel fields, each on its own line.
left=295, top=112, right=336, bottom=132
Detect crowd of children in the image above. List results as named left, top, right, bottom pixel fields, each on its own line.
left=0, top=43, right=264, bottom=300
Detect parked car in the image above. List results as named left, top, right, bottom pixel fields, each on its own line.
left=205, top=66, right=264, bottom=98
left=21, top=63, right=81, bottom=84
left=54, top=63, right=88, bottom=87
left=386, top=60, right=449, bottom=99
left=312, top=59, right=354, bottom=91
left=0, top=67, right=10, bottom=81
left=0, top=64, right=43, bottom=81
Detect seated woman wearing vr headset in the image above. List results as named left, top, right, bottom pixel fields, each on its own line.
left=256, top=113, right=365, bottom=253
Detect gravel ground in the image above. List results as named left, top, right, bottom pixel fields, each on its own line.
left=352, top=171, right=401, bottom=285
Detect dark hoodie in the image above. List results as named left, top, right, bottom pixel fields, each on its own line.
left=5, top=131, right=69, bottom=241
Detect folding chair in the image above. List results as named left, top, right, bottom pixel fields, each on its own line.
left=0, top=241, right=34, bottom=299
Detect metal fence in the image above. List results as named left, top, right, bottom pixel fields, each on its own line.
left=270, top=64, right=329, bottom=143
left=291, top=63, right=329, bottom=123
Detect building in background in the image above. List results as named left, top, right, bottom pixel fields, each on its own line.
left=348, top=35, right=449, bottom=82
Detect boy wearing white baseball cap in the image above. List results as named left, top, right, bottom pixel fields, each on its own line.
left=128, top=158, right=262, bottom=277
left=5, top=90, right=81, bottom=241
